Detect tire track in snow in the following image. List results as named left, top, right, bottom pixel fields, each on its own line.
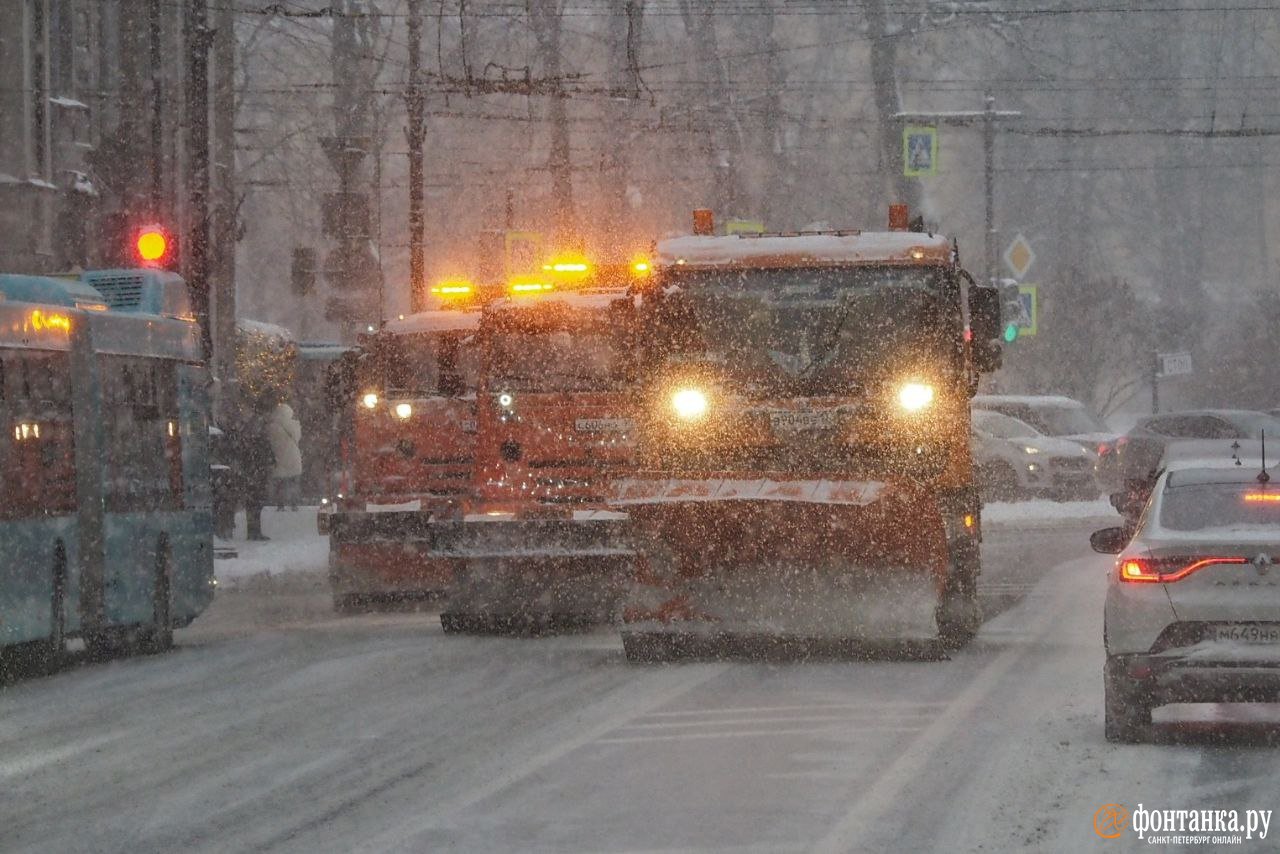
left=811, top=554, right=1084, bottom=854
left=358, top=662, right=729, bottom=852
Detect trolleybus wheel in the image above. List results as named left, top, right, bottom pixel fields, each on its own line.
left=45, top=542, right=68, bottom=671
left=141, top=536, right=174, bottom=654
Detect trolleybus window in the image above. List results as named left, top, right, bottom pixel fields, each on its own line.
left=0, top=350, right=76, bottom=519
left=100, top=356, right=183, bottom=512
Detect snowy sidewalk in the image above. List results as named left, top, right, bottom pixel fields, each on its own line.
left=214, top=507, right=329, bottom=585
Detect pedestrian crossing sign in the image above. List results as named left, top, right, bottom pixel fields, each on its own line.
left=1014, top=284, right=1038, bottom=336
left=903, top=126, right=938, bottom=177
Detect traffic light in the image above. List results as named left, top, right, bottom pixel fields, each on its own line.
left=133, top=223, right=178, bottom=270
left=998, top=279, right=1022, bottom=343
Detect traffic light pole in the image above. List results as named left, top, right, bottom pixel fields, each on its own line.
left=212, top=0, right=238, bottom=397
left=185, top=0, right=213, bottom=362
left=896, top=93, right=1021, bottom=282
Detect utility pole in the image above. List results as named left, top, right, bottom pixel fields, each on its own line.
left=896, top=93, right=1021, bottom=281
left=148, top=0, right=164, bottom=215
left=211, top=0, right=237, bottom=395
left=530, top=0, right=575, bottom=243
left=186, top=0, right=213, bottom=361
left=406, top=0, right=427, bottom=312
left=321, top=0, right=379, bottom=339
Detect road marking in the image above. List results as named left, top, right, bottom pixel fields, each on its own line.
left=811, top=558, right=1085, bottom=854
left=643, top=702, right=946, bottom=718
left=598, top=725, right=924, bottom=745
left=359, top=663, right=729, bottom=852
left=0, top=730, right=124, bottom=780
left=622, top=713, right=934, bottom=730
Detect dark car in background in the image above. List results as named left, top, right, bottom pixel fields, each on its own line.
left=1103, top=409, right=1280, bottom=519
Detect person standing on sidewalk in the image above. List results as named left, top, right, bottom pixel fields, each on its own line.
left=236, top=397, right=275, bottom=541
left=267, top=398, right=303, bottom=511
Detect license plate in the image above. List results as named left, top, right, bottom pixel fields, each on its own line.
left=1213, top=625, right=1280, bottom=644
left=575, top=418, right=634, bottom=432
left=769, top=410, right=839, bottom=433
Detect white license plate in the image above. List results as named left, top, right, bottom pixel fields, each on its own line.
left=769, top=410, right=839, bottom=432
left=1213, top=625, right=1280, bottom=644
left=575, top=418, right=634, bottom=432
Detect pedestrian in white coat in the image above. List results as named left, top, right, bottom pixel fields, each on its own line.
left=266, top=399, right=303, bottom=511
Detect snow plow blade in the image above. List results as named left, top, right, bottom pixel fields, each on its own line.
left=327, top=511, right=461, bottom=610
left=436, top=511, right=634, bottom=633
left=612, top=478, right=951, bottom=658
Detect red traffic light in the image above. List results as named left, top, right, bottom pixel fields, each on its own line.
left=135, top=225, right=170, bottom=265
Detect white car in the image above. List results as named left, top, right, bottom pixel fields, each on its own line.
left=1092, top=461, right=1280, bottom=742
left=971, top=409, right=1097, bottom=500
left=972, top=393, right=1115, bottom=451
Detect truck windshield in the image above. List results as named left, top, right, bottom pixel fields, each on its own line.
left=490, top=330, right=623, bottom=392
left=659, top=264, right=956, bottom=394
left=362, top=332, right=477, bottom=397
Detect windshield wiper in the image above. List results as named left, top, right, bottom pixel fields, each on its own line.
left=799, top=293, right=857, bottom=378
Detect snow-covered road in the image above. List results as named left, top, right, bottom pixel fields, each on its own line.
left=5, top=519, right=1280, bottom=853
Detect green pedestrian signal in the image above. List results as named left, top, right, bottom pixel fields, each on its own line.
left=1003, top=323, right=1019, bottom=343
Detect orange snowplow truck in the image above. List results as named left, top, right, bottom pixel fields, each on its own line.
left=436, top=269, right=641, bottom=633
left=320, top=306, right=481, bottom=612
left=612, top=207, right=1004, bottom=660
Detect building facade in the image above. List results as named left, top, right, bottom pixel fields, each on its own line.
left=0, top=0, right=191, bottom=275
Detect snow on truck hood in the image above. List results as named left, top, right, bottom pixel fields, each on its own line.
left=656, top=232, right=952, bottom=268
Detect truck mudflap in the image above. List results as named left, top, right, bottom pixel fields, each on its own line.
left=613, top=478, right=951, bottom=653
left=436, top=510, right=635, bottom=632
left=327, top=510, right=459, bottom=608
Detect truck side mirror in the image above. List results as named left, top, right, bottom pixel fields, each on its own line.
left=968, top=282, right=1003, bottom=373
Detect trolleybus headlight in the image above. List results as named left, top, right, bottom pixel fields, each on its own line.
left=394, top=402, right=413, bottom=420
left=362, top=392, right=379, bottom=410
left=896, top=382, right=935, bottom=413
left=671, top=387, right=710, bottom=421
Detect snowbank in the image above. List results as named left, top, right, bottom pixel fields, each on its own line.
left=214, top=507, right=328, bottom=584
left=983, top=497, right=1117, bottom=527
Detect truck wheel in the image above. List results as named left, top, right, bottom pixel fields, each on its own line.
left=938, top=608, right=979, bottom=650
left=441, top=612, right=494, bottom=634
left=333, top=593, right=366, bottom=614
left=938, top=544, right=982, bottom=650
left=1104, top=656, right=1153, bottom=743
left=622, top=632, right=680, bottom=663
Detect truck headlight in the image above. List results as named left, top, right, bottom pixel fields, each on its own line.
left=896, top=382, right=935, bottom=413
left=394, top=402, right=413, bottom=420
left=671, top=387, right=709, bottom=421
left=362, top=392, right=379, bottom=409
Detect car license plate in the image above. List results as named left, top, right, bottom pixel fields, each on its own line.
left=769, top=410, right=839, bottom=433
left=575, top=418, right=634, bottom=432
left=1213, top=624, right=1280, bottom=644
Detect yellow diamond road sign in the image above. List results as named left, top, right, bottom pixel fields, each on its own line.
left=1003, top=234, right=1035, bottom=280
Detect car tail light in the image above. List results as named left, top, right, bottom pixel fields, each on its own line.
left=1097, top=442, right=1110, bottom=456
left=1119, top=556, right=1247, bottom=583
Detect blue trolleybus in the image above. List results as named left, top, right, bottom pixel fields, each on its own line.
left=0, top=269, right=214, bottom=668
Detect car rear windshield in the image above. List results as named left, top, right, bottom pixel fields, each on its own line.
left=1160, top=482, right=1280, bottom=531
